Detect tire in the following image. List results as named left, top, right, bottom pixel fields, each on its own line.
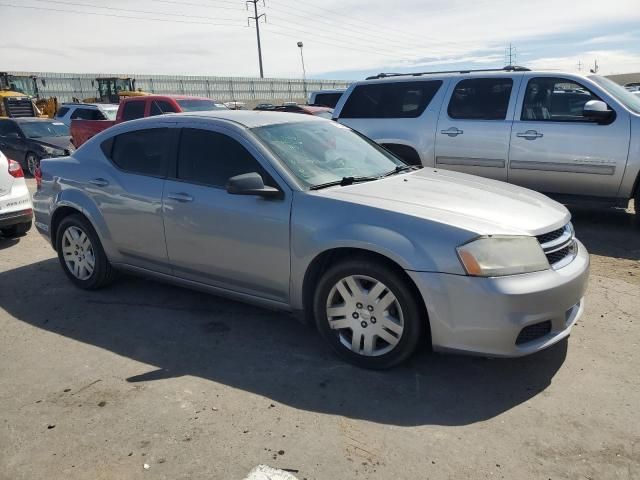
left=55, top=214, right=116, bottom=289
left=313, top=258, right=425, bottom=369
left=1, top=221, right=31, bottom=238
left=25, top=152, right=40, bottom=178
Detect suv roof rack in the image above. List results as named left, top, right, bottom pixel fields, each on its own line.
left=365, top=65, right=530, bottom=80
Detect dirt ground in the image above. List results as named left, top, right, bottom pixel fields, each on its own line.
left=0, top=180, right=638, bottom=480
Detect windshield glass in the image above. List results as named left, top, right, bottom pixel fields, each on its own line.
left=176, top=99, right=228, bottom=112
left=252, top=121, right=406, bottom=187
left=590, top=75, right=640, bottom=114
left=102, top=107, right=118, bottom=120
left=313, top=110, right=333, bottom=119
left=20, top=121, right=69, bottom=138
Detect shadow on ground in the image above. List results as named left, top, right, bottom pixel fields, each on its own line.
left=0, top=236, right=21, bottom=250
left=1, top=258, right=570, bottom=427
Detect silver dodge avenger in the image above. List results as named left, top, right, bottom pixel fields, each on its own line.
left=33, top=111, right=589, bottom=369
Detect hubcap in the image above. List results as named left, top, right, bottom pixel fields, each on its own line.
left=61, top=226, right=95, bottom=281
left=326, top=275, right=404, bottom=357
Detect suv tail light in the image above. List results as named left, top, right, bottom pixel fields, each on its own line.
left=35, top=166, right=42, bottom=189
left=8, top=159, right=24, bottom=178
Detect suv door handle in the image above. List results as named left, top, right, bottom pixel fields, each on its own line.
left=88, top=178, right=109, bottom=187
left=167, top=192, right=194, bottom=203
left=441, top=127, right=464, bottom=137
left=516, top=130, right=544, bottom=140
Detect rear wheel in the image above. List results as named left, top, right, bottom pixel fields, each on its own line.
left=1, top=221, right=31, bottom=238
left=55, top=214, right=116, bottom=289
left=25, top=152, right=40, bottom=178
left=313, top=259, right=424, bottom=369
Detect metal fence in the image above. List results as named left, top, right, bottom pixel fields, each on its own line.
left=8, top=71, right=350, bottom=106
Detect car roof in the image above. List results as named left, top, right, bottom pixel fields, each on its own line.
left=125, top=94, right=218, bottom=101
left=61, top=103, right=118, bottom=109
left=167, top=110, right=325, bottom=128
left=358, top=69, right=590, bottom=85
left=11, top=117, right=62, bottom=124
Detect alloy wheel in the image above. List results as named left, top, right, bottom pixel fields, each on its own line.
left=61, top=226, right=95, bottom=281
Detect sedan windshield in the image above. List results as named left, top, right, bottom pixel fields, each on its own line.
left=590, top=75, right=640, bottom=114
left=176, top=99, right=228, bottom=112
left=20, top=121, right=69, bottom=138
left=252, top=120, right=406, bottom=187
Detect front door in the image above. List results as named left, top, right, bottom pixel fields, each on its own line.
left=508, top=76, right=630, bottom=198
left=434, top=76, right=520, bottom=181
left=162, top=126, right=291, bottom=303
left=0, top=120, right=27, bottom=167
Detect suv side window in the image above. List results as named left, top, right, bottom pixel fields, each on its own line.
left=521, top=77, right=601, bottom=122
left=108, top=128, right=175, bottom=177
left=150, top=100, right=177, bottom=116
left=448, top=78, right=513, bottom=120
left=121, top=101, right=146, bottom=121
left=177, top=128, right=272, bottom=188
left=55, top=106, right=70, bottom=118
left=71, top=108, right=103, bottom=120
left=340, top=80, right=442, bottom=119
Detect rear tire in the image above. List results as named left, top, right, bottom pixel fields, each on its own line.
left=55, top=214, right=116, bottom=289
left=313, top=258, right=424, bottom=369
left=1, top=221, right=31, bottom=238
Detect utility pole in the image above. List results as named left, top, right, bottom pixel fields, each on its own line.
left=297, top=41, right=307, bottom=100
left=505, top=43, right=516, bottom=67
left=577, top=60, right=583, bottom=72
left=590, top=59, right=599, bottom=74
left=247, top=0, right=265, bottom=78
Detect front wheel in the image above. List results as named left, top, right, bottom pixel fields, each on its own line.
left=313, top=259, right=425, bottom=369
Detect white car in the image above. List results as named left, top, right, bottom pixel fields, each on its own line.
left=0, top=150, right=32, bottom=237
left=54, top=103, right=119, bottom=126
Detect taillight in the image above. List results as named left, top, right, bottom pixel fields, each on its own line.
left=35, top=166, right=42, bottom=189
left=8, top=159, right=24, bottom=178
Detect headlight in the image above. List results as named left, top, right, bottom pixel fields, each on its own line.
left=457, top=236, right=549, bottom=277
left=42, top=145, right=66, bottom=157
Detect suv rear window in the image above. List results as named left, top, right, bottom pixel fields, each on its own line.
left=447, top=78, right=513, bottom=120
left=121, top=101, right=146, bottom=121
left=339, top=80, right=442, bottom=119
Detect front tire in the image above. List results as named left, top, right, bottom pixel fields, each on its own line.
left=313, top=259, right=424, bottom=369
left=55, top=214, right=116, bottom=289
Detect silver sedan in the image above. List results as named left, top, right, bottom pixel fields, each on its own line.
left=33, top=111, right=589, bottom=368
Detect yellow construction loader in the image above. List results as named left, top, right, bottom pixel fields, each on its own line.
left=0, top=73, right=58, bottom=118
left=83, top=77, right=148, bottom=103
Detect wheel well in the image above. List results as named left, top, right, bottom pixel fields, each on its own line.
left=50, top=206, right=83, bottom=249
left=302, top=248, right=431, bottom=341
left=380, top=143, right=422, bottom=166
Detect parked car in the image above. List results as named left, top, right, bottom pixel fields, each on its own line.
left=54, top=103, right=119, bottom=126
left=273, top=104, right=333, bottom=118
left=333, top=67, right=640, bottom=212
left=33, top=111, right=589, bottom=369
left=308, top=89, right=346, bottom=108
left=70, top=95, right=227, bottom=148
left=0, top=149, right=32, bottom=237
left=0, top=118, right=73, bottom=176
left=254, top=103, right=275, bottom=110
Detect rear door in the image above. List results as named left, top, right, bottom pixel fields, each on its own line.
left=0, top=120, right=25, bottom=164
left=434, top=76, right=521, bottom=181
left=508, top=75, right=630, bottom=198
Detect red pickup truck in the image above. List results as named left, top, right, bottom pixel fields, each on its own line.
left=70, top=95, right=227, bottom=147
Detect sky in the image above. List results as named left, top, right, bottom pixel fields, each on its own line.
left=1, top=0, right=640, bottom=80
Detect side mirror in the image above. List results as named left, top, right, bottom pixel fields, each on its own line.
left=226, top=172, right=282, bottom=199
left=583, top=100, right=614, bottom=124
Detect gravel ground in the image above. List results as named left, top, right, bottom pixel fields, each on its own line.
left=0, top=180, right=638, bottom=480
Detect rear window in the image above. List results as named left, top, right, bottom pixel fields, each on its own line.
left=121, top=101, right=146, bottom=121
left=107, top=128, right=176, bottom=177
left=150, top=100, right=177, bottom=116
left=312, top=92, right=343, bottom=108
left=176, top=99, right=227, bottom=112
left=447, top=78, right=513, bottom=120
left=70, top=108, right=104, bottom=121
left=339, top=80, right=442, bottom=119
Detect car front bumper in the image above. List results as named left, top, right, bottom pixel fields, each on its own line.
left=407, top=239, right=590, bottom=357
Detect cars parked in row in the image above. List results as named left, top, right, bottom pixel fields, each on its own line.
left=33, top=111, right=589, bottom=369
left=54, top=103, right=119, bottom=126
left=70, top=94, right=228, bottom=147
left=0, top=149, right=32, bottom=237
left=0, top=118, right=73, bottom=176
left=333, top=67, right=640, bottom=212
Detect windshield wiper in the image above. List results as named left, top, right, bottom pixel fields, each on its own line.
left=381, top=165, right=422, bottom=177
left=309, top=176, right=378, bottom=190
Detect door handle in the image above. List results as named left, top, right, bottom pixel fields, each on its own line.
left=88, top=178, right=109, bottom=187
left=167, top=192, right=194, bottom=203
left=516, top=130, right=544, bottom=140
left=440, top=127, right=464, bottom=137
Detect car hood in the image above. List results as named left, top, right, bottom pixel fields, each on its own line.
left=30, top=136, right=74, bottom=152
left=317, top=168, right=570, bottom=236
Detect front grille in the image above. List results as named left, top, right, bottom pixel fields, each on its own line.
left=536, top=227, right=565, bottom=245
left=516, top=320, right=552, bottom=345
left=546, top=245, right=572, bottom=265
left=536, top=223, right=576, bottom=269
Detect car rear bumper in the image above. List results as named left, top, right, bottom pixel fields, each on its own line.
left=0, top=208, right=33, bottom=229
left=407, top=239, right=590, bottom=357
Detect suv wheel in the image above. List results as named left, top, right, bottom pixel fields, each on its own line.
left=55, top=214, right=116, bottom=289
left=313, top=259, right=424, bottom=369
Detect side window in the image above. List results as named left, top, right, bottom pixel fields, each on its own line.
left=55, top=107, right=70, bottom=118
left=521, top=77, right=601, bottom=122
left=0, top=120, right=19, bottom=137
left=108, top=128, right=175, bottom=177
left=177, top=128, right=272, bottom=188
left=71, top=108, right=102, bottom=120
left=150, top=100, right=177, bottom=116
left=448, top=78, right=513, bottom=120
left=340, top=80, right=442, bottom=119
left=121, top=101, right=146, bottom=121
left=314, top=93, right=343, bottom=108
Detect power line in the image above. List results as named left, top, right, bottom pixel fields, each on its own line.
left=144, top=0, right=245, bottom=10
